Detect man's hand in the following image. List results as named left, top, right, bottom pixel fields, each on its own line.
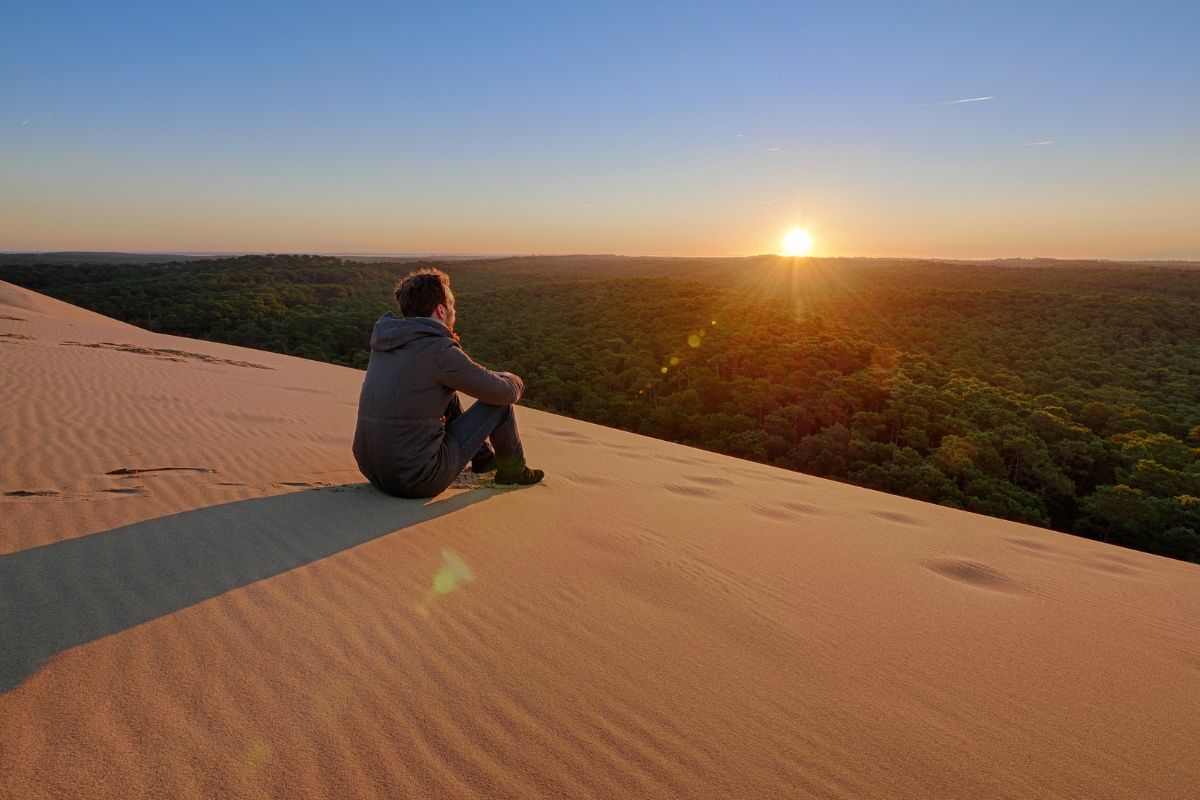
left=497, top=371, right=525, bottom=402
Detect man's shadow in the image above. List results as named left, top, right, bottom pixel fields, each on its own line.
left=0, top=484, right=494, bottom=693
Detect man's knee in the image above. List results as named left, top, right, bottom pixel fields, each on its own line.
left=479, top=401, right=513, bottom=418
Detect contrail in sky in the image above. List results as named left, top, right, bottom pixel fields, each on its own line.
left=923, top=95, right=994, bottom=107
left=1024, top=140, right=1053, bottom=145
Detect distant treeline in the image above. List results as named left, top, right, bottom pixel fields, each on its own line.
left=4, top=254, right=1199, bottom=562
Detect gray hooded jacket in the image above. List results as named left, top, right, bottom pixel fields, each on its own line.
left=352, top=312, right=524, bottom=497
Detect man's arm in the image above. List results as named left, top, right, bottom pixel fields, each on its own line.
left=435, top=344, right=524, bottom=405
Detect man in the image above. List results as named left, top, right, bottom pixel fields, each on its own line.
left=352, top=268, right=544, bottom=497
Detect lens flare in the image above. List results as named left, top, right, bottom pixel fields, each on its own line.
left=417, top=549, right=475, bottom=614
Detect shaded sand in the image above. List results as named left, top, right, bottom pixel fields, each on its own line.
left=2, top=280, right=1199, bottom=799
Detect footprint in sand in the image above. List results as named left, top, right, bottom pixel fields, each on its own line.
left=659, top=454, right=706, bottom=465
left=556, top=471, right=621, bottom=488
left=281, top=385, right=336, bottom=395
left=924, top=559, right=1026, bottom=594
left=1090, top=551, right=1142, bottom=568
left=662, top=483, right=719, bottom=499
left=106, top=466, right=215, bottom=476
left=1076, top=557, right=1142, bottom=577
left=1005, top=537, right=1062, bottom=554
left=1006, top=537, right=1142, bottom=577
left=540, top=429, right=596, bottom=445
left=783, top=501, right=826, bottom=514
left=61, top=341, right=273, bottom=370
left=871, top=510, right=922, bottom=525
left=745, top=500, right=828, bottom=521
left=681, top=474, right=735, bottom=487
left=745, top=504, right=794, bottom=521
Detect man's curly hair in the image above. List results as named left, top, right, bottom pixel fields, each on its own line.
left=394, top=268, right=452, bottom=318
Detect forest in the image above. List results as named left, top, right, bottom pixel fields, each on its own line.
left=3, top=253, right=1198, bottom=562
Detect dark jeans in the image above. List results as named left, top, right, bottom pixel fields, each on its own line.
left=443, top=394, right=526, bottom=474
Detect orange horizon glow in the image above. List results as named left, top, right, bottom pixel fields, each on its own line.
left=3, top=218, right=1196, bottom=263
left=3, top=186, right=1195, bottom=261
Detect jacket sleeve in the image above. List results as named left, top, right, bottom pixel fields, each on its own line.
left=435, top=344, right=524, bottom=405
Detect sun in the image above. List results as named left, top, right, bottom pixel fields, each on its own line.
left=780, top=227, right=813, bottom=257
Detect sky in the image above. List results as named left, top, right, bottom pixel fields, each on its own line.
left=2, top=0, right=1198, bottom=259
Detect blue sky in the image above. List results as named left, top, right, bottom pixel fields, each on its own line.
left=3, top=0, right=1198, bottom=257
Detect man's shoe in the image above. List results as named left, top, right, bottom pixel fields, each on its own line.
left=471, top=453, right=498, bottom=474
left=493, top=466, right=544, bottom=486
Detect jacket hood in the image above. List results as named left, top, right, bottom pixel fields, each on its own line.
left=370, top=312, right=455, bottom=352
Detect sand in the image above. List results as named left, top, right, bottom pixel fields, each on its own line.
left=2, top=279, right=1198, bottom=799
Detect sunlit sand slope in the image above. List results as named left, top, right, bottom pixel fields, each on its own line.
left=2, top=280, right=1198, bottom=799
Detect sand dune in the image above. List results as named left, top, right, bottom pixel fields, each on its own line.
left=2, top=280, right=1198, bottom=799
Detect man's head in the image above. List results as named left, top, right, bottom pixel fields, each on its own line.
left=395, top=268, right=455, bottom=331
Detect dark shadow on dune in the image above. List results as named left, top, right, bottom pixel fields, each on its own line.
left=0, top=484, right=494, bottom=693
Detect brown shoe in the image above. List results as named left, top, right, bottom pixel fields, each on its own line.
left=494, top=466, right=544, bottom=486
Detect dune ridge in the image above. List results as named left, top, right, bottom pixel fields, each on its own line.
left=2, top=280, right=1198, bottom=799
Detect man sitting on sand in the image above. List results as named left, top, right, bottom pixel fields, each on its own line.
left=353, top=268, right=544, bottom=497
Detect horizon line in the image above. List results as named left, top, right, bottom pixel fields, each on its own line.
left=3, top=249, right=1199, bottom=264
